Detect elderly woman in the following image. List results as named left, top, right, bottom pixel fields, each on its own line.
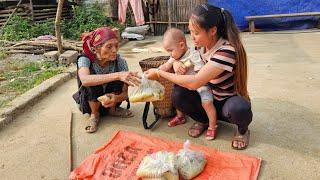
left=75, top=27, right=140, bottom=133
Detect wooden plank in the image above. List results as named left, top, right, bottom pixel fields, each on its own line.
left=6, top=3, right=29, bottom=9
left=245, top=12, right=320, bottom=20
left=0, top=12, right=28, bottom=18
left=33, top=12, right=70, bottom=20
left=0, top=8, right=25, bottom=14
left=34, top=11, right=69, bottom=17
left=33, top=4, right=58, bottom=8
left=35, top=19, right=54, bottom=23
left=33, top=8, right=68, bottom=13
left=33, top=4, right=70, bottom=10
left=36, top=17, right=71, bottom=24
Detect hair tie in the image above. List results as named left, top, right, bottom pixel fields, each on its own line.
left=201, top=4, right=208, bottom=11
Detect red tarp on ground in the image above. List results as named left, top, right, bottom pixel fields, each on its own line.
left=70, top=130, right=261, bottom=180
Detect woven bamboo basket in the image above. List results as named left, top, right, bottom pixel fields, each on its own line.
left=139, top=56, right=176, bottom=118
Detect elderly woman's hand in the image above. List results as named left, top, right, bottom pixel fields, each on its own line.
left=118, top=71, right=141, bottom=86
left=144, top=68, right=160, bottom=80
left=173, top=61, right=187, bottom=75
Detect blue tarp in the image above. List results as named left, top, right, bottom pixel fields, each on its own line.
left=208, top=0, right=320, bottom=31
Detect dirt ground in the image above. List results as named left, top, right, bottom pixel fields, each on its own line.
left=0, top=30, right=319, bottom=180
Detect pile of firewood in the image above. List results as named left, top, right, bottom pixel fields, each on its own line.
left=0, top=39, right=82, bottom=54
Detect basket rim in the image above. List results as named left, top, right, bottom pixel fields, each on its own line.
left=139, top=56, right=170, bottom=63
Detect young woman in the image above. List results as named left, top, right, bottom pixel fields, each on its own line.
left=145, top=4, right=252, bottom=150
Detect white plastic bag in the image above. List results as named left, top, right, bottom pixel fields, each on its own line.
left=136, top=151, right=179, bottom=180
left=176, top=140, right=207, bottom=179
left=121, top=31, right=144, bottom=40
left=129, top=76, right=165, bottom=103
left=124, top=25, right=150, bottom=35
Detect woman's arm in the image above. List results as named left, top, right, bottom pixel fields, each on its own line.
left=78, top=67, right=119, bottom=86
left=78, top=67, right=140, bottom=87
left=146, top=62, right=225, bottom=90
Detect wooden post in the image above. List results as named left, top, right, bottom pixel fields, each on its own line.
left=148, top=0, right=155, bottom=36
left=249, top=20, right=255, bottom=33
left=167, top=0, right=171, bottom=28
left=29, top=0, right=34, bottom=22
left=55, top=0, right=65, bottom=55
left=153, top=0, right=158, bottom=35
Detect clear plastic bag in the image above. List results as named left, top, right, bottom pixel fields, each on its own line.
left=176, top=140, right=207, bottom=179
left=136, top=151, right=179, bottom=180
left=97, top=95, right=111, bottom=104
left=129, top=76, right=165, bottom=103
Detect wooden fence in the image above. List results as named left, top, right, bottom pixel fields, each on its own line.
left=147, top=0, right=207, bottom=35
left=0, top=1, right=73, bottom=27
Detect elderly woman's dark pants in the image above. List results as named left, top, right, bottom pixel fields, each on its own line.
left=83, top=81, right=124, bottom=115
left=172, top=85, right=252, bottom=134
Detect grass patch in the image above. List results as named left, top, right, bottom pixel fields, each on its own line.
left=34, top=69, right=60, bottom=85
left=0, top=50, right=8, bottom=59
left=0, top=61, right=65, bottom=108
left=0, top=99, right=11, bottom=108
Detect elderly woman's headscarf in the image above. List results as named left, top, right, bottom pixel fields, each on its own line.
left=82, top=27, right=117, bottom=62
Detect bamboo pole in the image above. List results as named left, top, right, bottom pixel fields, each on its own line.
left=55, top=0, right=65, bottom=55
left=69, top=111, right=73, bottom=172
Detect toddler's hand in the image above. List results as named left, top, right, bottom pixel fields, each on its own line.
left=173, top=61, right=187, bottom=75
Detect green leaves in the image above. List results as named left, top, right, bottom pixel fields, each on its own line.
left=0, top=15, right=55, bottom=41
left=1, top=15, right=32, bottom=41
left=61, top=4, right=125, bottom=40
left=0, top=4, right=125, bottom=41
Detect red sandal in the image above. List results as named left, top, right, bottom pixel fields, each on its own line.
left=205, top=125, right=218, bottom=140
left=168, top=116, right=186, bottom=127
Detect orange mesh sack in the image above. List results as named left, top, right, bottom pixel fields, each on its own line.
left=69, top=131, right=262, bottom=180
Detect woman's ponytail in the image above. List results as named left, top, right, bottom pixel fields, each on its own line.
left=222, top=10, right=249, bottom=100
